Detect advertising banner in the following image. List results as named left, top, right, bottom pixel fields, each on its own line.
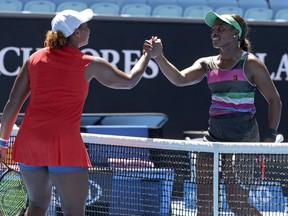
left=0, top=15, right=287, bottom=139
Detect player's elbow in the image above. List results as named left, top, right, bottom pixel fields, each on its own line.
left=268, top=94, right=282, bottom=110
left=105, top=80, right=137, bottom=89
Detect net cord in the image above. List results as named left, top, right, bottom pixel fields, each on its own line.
left=81, top=132, right=287, bottom=154
left=11, top=129, right=287, bottom=154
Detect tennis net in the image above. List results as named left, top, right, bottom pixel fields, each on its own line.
left=5, top=129, right=288, bottom=215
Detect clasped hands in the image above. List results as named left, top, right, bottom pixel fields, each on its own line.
left=143, top=36, right=163, bottom=59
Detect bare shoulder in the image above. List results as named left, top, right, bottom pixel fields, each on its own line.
left=245, top=53, right=268, bottom=73
left=90, top=56, right=107, bottom=64
left=84, top=57, right=102, bottom=81
left=198, top=56, right=215, bottom=64
left=87, top=57, right=109, bottom=70
left=245, top=52, right=270, bottom=82
left=195, top=55, right=216, bottom=71
left=85, top=56, right=116, bottom=82
left=246, top=53, right=265, bottom=66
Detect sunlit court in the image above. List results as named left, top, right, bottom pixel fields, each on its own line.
left=1, top=0, right=288, bottom=215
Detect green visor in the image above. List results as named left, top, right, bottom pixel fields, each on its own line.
left=205, top=11, right=242, bottom=39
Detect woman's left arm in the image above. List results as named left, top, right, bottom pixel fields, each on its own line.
left=246, top=54, right=282, bottom=142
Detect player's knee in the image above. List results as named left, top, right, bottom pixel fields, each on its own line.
left=28, top=194, right=51, bottom=210
left=60, top=198, right=86, bottom=216
left=25, top=204, right=47, bottom=216
left=61, top=207, right=85, bottom=216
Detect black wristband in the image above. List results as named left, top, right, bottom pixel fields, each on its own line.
left=265, top=128, right=277, bottom=140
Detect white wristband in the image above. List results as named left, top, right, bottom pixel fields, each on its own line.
left=0, top=138, right=9, bottom=148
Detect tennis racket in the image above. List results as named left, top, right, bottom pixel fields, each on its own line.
left=0, top=162, right=28, bottom=216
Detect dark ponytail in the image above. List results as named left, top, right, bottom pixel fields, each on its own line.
left=232, top=14, right=252, bottom=52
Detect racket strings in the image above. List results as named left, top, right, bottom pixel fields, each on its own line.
left=0, top=171, right=27, bottom=216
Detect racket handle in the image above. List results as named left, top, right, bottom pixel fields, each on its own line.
left=0, top=138, right=9, bottom=148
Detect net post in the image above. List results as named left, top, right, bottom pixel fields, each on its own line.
left=213, top=143, right=219, bottom=215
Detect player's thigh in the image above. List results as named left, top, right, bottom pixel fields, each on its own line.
left=49, top=170, right=89, bottom=212
left=20, top=167, right=52, bottom=208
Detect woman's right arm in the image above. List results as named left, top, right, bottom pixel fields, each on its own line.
left=0, top=60, right=30, bottom=161
left=151, top=39, right=207, bottom=86
left=85, top=52, right=151, bottom=89
left=0, top=60, right=30, bottom=139
left=154, top=54, right=207, bottom=86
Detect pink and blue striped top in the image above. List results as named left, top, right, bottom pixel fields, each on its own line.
left=207, top=52, right=256, bottom=117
